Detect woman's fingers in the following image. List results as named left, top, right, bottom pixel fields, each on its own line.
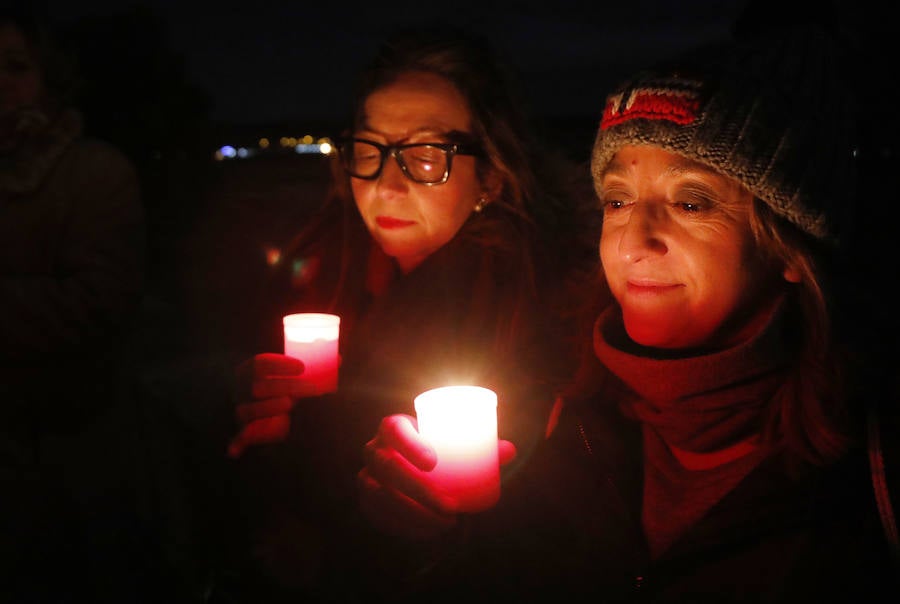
left=236, top=353, right=316, bottom=400
left=357, top=467, right=457, bottom=538
left=252, top=374, right=320, bottom=400
left=360, top=414, right=460, bottom=514
left=227, top=414, right=291, bottom=458
left=234, top=396, right=294, bottom=425
left=372, top=414, right=437, bottom=471
left=498, top=439, right=517, bottom=466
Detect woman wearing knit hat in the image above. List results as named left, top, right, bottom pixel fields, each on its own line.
left=356, top=18, right=898, bottom=603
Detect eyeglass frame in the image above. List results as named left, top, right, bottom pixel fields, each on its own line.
left=336, top=137, right=483, bottom=185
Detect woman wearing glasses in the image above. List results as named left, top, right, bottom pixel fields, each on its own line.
left=218, top=24, right=597, bottom=601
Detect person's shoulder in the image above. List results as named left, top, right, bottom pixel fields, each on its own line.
left=64, top=137, right=137, bottom=173
left=46, top=136, right=144, bottom=220
left=55, top=136, right=140, bottom=192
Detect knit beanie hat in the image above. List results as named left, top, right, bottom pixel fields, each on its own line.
left=591, top=24, right=856, bottom=243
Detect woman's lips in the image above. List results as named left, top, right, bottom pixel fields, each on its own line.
left=626, top=281, right=683, bottom=296
left=376, top=216, right=415, bottom=229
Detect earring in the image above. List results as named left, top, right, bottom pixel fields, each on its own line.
left=474, top=194, right=489, bottom=213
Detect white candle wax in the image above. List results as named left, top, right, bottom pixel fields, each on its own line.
left=283, top=313, right=340, bottom=394
left=414, top=385, right=500, bottom=512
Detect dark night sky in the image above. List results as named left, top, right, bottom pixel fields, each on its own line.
left=38, top=0, right=753, bottom=125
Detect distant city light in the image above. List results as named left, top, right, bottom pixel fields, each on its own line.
left=213, top=135, right=334, bottom=160
left=295, top=143, right=323, bottom=154
left=265, top=246, right=282, bottom=266
left=214, top=145, right=237, bottom=160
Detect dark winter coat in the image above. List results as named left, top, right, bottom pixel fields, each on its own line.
left=0, top=107, right=146, bottom=601
left=338, top=388, right=892, bottom=603
left=438, top=394, right=898, bottom=603
left=1, top=109, right=145, bottom=442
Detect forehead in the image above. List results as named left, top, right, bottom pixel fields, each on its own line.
left=605, top=145, right=714, bottom=174
left=604, top=145, right=752, bottom=203
left=360, top=71, right=472, bottom=138
left=605, top=144, right=743, bottom=186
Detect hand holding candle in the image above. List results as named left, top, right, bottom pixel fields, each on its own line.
left=414, top=385, right=501, bottom=513
left=227, top=353, right=319, bottom=458
left=358, top=411, right=516, bottom=538
left=283, top=313, right=340, bottom=394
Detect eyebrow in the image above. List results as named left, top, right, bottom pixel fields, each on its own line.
left=356, top=123, right=472, bottom=142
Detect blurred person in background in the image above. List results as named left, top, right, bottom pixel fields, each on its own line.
left=0, top=4, right=147, bottom=602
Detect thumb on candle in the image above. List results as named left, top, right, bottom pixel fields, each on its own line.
left=498, top=439, right=517, bottom=466
left=379, top=413, right=438, bottom=471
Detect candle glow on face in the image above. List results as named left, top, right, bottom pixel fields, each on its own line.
left=414, top=385, right=500, bottom=512
left=283, top=313, right=340, bottom=393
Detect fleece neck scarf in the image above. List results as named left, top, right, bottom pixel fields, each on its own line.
left=593, top=301, right=791, bottom=557
left=593, top=301, right=790, bottom=453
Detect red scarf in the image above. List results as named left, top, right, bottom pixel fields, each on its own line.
left=593, top=301, right=791, bottom=557
left=593, top=302, right=791, bottom=453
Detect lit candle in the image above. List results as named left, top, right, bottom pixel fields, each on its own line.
left=282, top=313, right=340, bottom=394
left=414, top=385, right=500, bottom=513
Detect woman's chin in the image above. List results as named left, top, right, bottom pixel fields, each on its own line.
left=622, top=313, right=699, bottom=350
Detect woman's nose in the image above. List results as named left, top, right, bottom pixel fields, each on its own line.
left=618, top=203, right=668, bottom=262
left=376, top=153, right=409, bottom=194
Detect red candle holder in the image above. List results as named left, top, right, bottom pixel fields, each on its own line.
left=414, top=385, right=500, bottom=512
left=283, top=313, right=340, bottom=394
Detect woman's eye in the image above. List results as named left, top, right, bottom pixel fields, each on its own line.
left=672, top=185, right=718, bottom=214
left=406, top=147, right=442, bottom=165
left=601, top=199, right=626, bottom=211
left=353, top=147, right=380, bottom=163
left=675, top=202, right=703, bottom=213
left=674, top=193, right=719, bottom=213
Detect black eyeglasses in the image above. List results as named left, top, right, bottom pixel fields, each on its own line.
left=336, top=137, right=481, bottom=185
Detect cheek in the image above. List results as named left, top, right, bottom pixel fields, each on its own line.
left=688, top=242, right=744, bottom=297
left=424, top=201, right=471, bottom=241
left=426, top=183, right=475, bottom=227
left=350, top=181, right=373, bottom=215
left=599, top=233, right=621, bottom=288
left=687, top=243, right=767, bottom=330
left=598, top=234, right=613, bottom=267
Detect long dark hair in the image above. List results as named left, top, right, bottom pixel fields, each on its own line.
left=750, top=199, right=851, bottom=468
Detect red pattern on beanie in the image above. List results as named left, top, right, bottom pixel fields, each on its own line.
left=601, top=88, right=702, bottom=130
